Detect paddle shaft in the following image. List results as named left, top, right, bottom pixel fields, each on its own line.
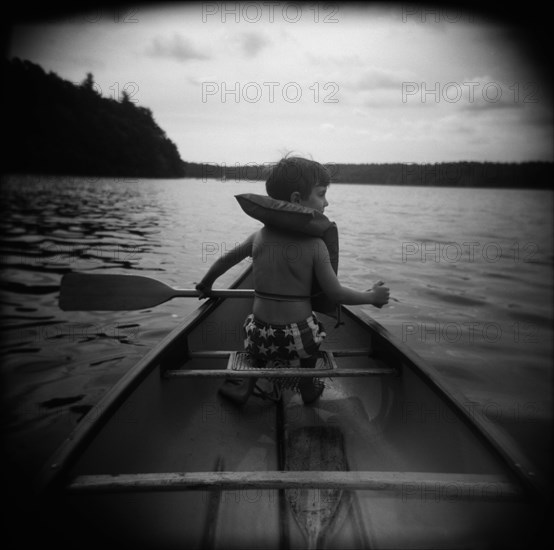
left=59, top=272, right=394, bottom=311
left=172, top=289, right=254, bottom=298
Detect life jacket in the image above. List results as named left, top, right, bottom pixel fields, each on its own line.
left=235, top=193, right=340, bottom=321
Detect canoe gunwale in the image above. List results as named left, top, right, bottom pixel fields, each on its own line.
left=36, top=266, right=252, bottom=495
left=342, top=304, right=548, bottom=502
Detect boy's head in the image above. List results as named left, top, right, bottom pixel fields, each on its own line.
left=266, top=156, right=330, bottom=202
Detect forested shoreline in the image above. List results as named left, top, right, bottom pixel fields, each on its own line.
left=4, top=58, right=185, bottom=178
left=4, top=57, right=552, bottom=188
left=183, top=161, right=552, bottom=188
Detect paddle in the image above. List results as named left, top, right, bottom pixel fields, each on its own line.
left=285, top=426, right=348, bottom=549
left=59, top=273, right=254, bottom=311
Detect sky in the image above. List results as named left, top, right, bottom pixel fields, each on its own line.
left=6, top=2, right=553, bottom=165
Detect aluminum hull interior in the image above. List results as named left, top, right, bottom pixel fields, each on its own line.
left=40, top=267, right=546, bottom=549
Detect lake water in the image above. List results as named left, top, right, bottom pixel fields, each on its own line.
left=1, top=175, right=552, bottom=487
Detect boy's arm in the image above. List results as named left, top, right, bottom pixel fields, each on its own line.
left=195, top=232, right=256, bottom=297
left=313, top=239, right=389, bottom=307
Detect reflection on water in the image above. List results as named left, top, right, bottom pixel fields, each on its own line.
left=0, top=175, right=552, bottom=482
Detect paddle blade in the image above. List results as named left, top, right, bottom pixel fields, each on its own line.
left=59, top=273, right=176, bottom=311
left=285, top=426, right=347, bottom=549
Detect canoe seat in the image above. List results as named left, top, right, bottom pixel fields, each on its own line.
left=228, top=350, right=337, bottom=372
left=228, top=350, right=337, bottom=393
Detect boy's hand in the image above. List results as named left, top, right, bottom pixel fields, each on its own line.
left=195, top=281, right=212, bottom=300
left=369, top=281, right=390, bottom=308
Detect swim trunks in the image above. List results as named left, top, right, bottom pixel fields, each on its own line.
left=243, top=313, right=326, bottom=364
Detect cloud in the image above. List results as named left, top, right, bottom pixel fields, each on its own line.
left=306, top=52, right=362, bottom=67
left=232, top=31, right=271, bottom=58
left=391, top=76, right=540, bottom=114
left=354, top=67, right=418, bottom=91
left=360, top=88, right=436, bottom=110
left=435, top=114, right=478, bottom=135
left=359, top=69, right=402, bottom=90
left=146, top=34, right=209, bottom=62
left=456, top=76, right=526, bottom=113
left=518, top=103, right=554, bottom=128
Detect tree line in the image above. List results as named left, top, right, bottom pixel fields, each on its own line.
left=4, top=57, right=185, bottom=178
left=3, top=57, right=552, bottom=188
left=183, top=160, right=552, bottom=188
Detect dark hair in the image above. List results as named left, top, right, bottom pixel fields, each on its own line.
left=265, top=156, right=330, bottom=201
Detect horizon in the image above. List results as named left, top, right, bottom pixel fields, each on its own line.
left=6, top=3, right=553, bottom=165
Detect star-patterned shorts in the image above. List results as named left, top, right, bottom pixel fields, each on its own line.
left=243, top=313, right=326, bottom=365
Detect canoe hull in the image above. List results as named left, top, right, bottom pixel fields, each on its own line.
left=39, top=267, right=546, bottom=549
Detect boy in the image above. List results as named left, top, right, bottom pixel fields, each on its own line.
left=196, top=156, right=389, bottom=404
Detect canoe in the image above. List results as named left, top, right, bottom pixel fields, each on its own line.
left=37, top=265, right=547, bottom=549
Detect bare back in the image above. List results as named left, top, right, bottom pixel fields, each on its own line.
left=251, top=226, right=319, bottom=324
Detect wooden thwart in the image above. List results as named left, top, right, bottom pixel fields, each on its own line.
left=164, top=368, right=395, bottom=378
left=188, top=349, right=372, bottom=359
left=165, top=350, right=397, bottom=378
left=68, top=471, right=522, bottom=501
